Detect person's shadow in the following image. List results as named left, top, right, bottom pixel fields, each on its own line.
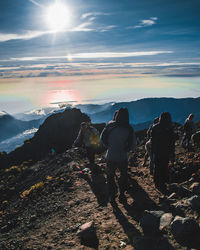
left=121, top=176, right=159, bottom=221
left=111, top=197, right=175, bottom=249
left=111, top=201, right=142, bottom=241
left=81, top=170, right=109, bottom=206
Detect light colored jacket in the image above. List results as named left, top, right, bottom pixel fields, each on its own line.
left=74, top=126, right=100, bottom=148
left=101, top=125, right=136, bottom=162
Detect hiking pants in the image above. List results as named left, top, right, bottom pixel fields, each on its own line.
left=154, top=155, right=169, bottom=190
left=107, top=161, right=128, bottom=196
left=86, top=147, right=95, bottom=165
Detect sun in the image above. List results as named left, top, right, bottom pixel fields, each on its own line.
left=45, top=2, right=71, bottom=32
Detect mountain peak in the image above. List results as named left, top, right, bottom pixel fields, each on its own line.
left=0, top=111, right=8, bottom=117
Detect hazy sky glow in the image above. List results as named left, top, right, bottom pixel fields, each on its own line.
left=0, top=0, right=200, bottom=113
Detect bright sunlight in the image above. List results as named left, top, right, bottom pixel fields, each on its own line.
left=45, top=2, right=71, bottom=32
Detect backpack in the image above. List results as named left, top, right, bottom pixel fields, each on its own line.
left=101, top=122, right=134, bottom=151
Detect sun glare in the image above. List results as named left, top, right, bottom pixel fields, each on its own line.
left=45, top=2, right=71, bottom=32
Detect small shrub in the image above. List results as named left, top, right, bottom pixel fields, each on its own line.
left=5, top=166, right=20, bottom=175
left=21, top=161, right=29, bottom=167
left=21, top=182, right=44, bottom=198
left=46, top=176, right=53, bottom=180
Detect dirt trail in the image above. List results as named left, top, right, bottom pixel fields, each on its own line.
left=0, top=146, right=200, bottom=249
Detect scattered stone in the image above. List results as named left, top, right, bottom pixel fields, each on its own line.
left=29, top=215, right=37, bottom=222
left=77, top=221, right=98, bottom=247
left=171, top=216, right=200, bottom=248
left=119, top=240, right=126, bottom=247
left=190, top=182, right=200, bottom=195
left=167, top=193, right=178, bottom=200
left=178, top=186, right=192, bottom=198
left=171, top=200, right=190, bottom=215
left=159, top=213, right=173, bottom=230
left=187, top=195, right=200, bottom=209
left=140, top=210, right=165, bottom=234
left=168, top=183, right=179, bottom=193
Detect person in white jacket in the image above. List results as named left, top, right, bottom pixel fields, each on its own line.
left=101, top=108, right=136, bottom=203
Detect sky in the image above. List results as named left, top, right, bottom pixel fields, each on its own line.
left=0, top=0, right=200, bottom=114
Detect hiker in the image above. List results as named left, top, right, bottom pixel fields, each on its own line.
left=74, top=122, right=101, bottom=171
left=181, top=113, right=196, bottom=149
left=143, top=117, right=159, bottom=174
left=101, top=108, right=136, bottom=203
left=151, top=112, right=175, bottom=193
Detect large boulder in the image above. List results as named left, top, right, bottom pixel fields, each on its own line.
left=5, top=108, right=91, bottom=167
left=139, top=210, right=165, bottom=234
left=171, top=216, right=200, bottom=248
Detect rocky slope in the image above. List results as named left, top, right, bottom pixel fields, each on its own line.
left=0, top=139, right=200, bottom=249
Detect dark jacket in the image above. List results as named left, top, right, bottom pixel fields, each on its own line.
left=151, top=122, right=175, bottom=158
left=101, top=121, right=136, bottom=162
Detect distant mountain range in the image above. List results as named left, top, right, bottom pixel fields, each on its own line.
left=0, top=112, right=41, bottom=142
left=75, top=97, right=200, bottom=125
left=0, top=97, right=200, bottom=150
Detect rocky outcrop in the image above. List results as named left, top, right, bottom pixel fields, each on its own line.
left=0, top=109, right=92, bottom=168
left=171, top=216, right=200, bottom=248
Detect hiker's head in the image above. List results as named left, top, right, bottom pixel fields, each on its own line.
left=159, top=112, right=172, bottom=125
left=116, top=108, right=129, bottom=125
left=154, top=117, right=159, bottom=124
left=188, top=113, right=194, bottom=120
left=80, top=122, right=88, bottom=130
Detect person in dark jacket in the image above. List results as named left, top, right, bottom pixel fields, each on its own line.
left=151, top=112, right=175, bottom=193
left=182, top=113, right=196, bottom=150
left=101, top=108, right=136, bottom=203
left=143, top=117, right=159, bottom=173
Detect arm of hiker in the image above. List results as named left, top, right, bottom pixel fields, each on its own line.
left=73, top=130, right=84, bottom=147
left=100, top=126, right=109, bottom=148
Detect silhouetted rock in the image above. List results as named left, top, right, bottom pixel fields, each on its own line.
left=1, top=108, right=91, bottom=168
left=171, top=216, right=200, bottom=248
left=140, top=210, right=165, bottom=234
left=77, top=221, right=98, bottom=248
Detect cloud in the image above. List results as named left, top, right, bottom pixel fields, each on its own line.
left=0, top=9, right=116, bottom=43
left=29, top=0, right=44, bottom=8
left=0, top=30, right=55, bottom=42
left=71, top=22, right=94, bottom=32
left=0, top=20, right=114, bottom=42
left=81, top=12, right=111, bottom=19
left=128, top=17, right=158, bottom=29
left=1, top=59, right=200, bottom=79
left=100, top=25, right=117, bottom=32
left=7, top=51, right=173, bottom=62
